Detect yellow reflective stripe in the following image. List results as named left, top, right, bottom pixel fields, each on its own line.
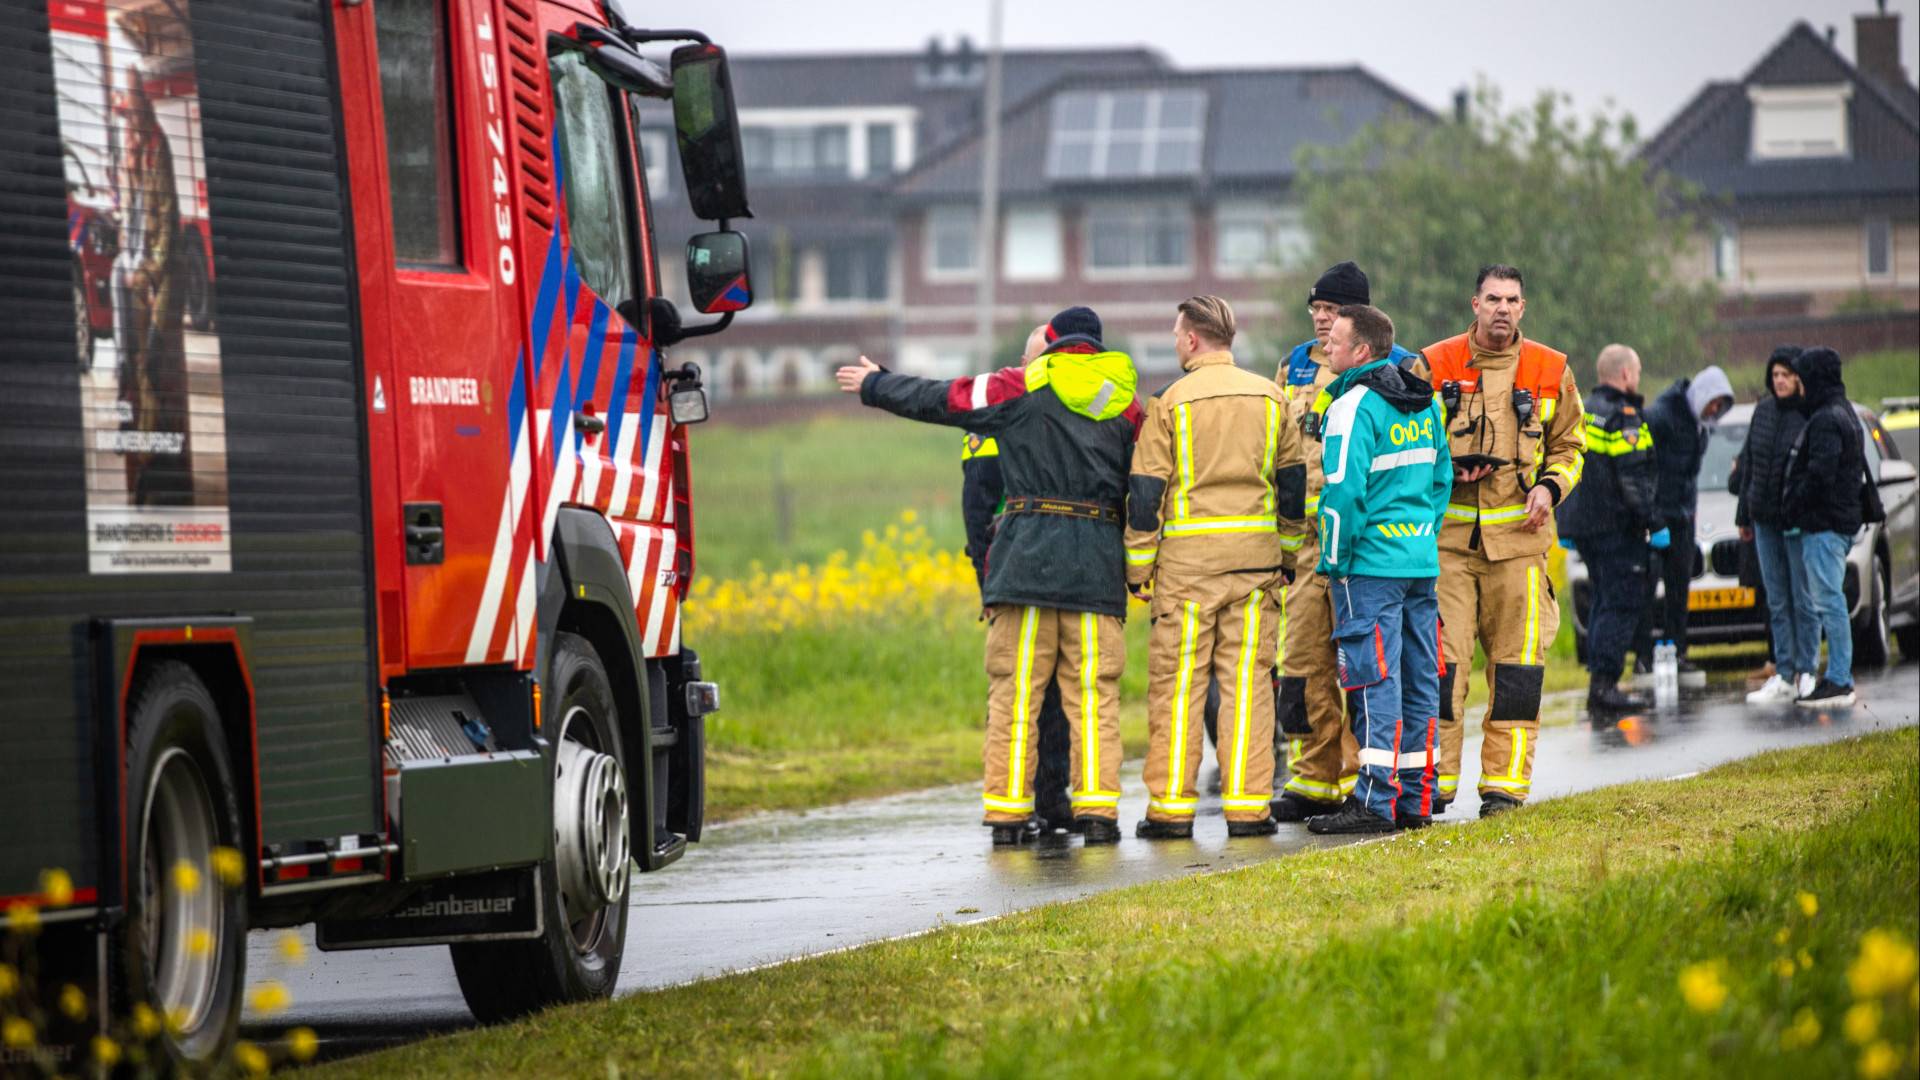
left=984, top=794, right=1036, bottom=812
left=1070, top=792, right=1120, bottom=807
left=1260, top=397, right=1279, bottom=515
left=1550, top=458, right=1582, bottom=485
left=1305, top=494, right=1321, bottom=512
left=1080, top=612, right=1099, bottom=800
left=1483, top=774, right=1531, bottom=793
left=1338, top=773, right=1357, bottom=795
left=1164, top=517, right=1275, bottom=535
left=1126, top=547, right=1158, bottom=565
left=1436, top=773, right=1459, bottom=795
left=1376, top=523, right=1434, bottom=538
left=1444, top=503, right=1479, bottom=521
left=1522, top=567, right=1541, bottom=664
left=1008, top=606, right=1039, bottom=800
left=1230, top=589, right=1262, bottom=802
left=1175, top=402, right=1194, bottom=520
left=1169, top=602, right=1199, bottom=800
left=1539, top=397, right=1557, bottom=422
left=1277, top=580, right=1289, bottom=671
left=1148, top=796, right=1199, bottom=816
left=1286, top=775, right=1341, bottom=799
left=1279, top=534, right=1305, bottom=550
left=1221, top=796, right=1271, bottom=810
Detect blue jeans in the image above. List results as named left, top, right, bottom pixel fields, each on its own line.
left=1330, top=575, right=1440, bottom=821
left=1752, top=524, right=1818, bottom=680
left=1575, top=532, right=1648, bottom=682
left=1801, top=530, right=1854, bottom=688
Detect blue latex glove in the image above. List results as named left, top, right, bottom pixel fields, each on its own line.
left=1557, top=538, right=1576, bottom=550
left=1649, top=528, right=1672, bottom=550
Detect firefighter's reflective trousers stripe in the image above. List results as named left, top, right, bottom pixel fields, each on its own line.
left=982, top=605, right=1125, bottom=823
left=1144, top=585, right=1280, bottom=823
left=1435, top=548, right=1558, bottom=802
left=1278, top=565, right=1357, bottom=802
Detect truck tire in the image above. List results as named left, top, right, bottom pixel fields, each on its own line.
left=1852, top=551, right=1890, bottom=669
left=122, top=661, right=246, bottom=1073
left=451, top=632, right=630, bottom=1021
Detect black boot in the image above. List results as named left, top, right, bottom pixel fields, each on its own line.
left=1431, top=796, right=1451, bottom=816
left=1479, top=791, right=1522, bottom=818
left=1395, top=810, right=1432, bottom=830
left=1134, top=818, right=1194, bottom=840
left=1587, top=679, right=1648, bottom=712
left=1227, top=816, right=1279, bottom=837
left=1270, top=790, right=1340, bottom=822
left=1306, top=802, right=1397, bottom=834
left=989, top=817, right=1042, bottom=845
left=1038, top=802, right=1080, bottom=834
left=1078, top=817, right=1121, bottom=845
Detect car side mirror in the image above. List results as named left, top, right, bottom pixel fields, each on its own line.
left=686, top=231, right=751, bottom=314
left=670, top=44, right=751, bottom=221
left=664, top=363, right=709, bottom=424
left=1878, top=458, right=1917, bottom=485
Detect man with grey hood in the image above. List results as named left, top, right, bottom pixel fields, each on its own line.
left=1633, top=364, right=1735, bottom=681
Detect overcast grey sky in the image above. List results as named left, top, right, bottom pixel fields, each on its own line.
left=623, top=0, right=1919, bottom=136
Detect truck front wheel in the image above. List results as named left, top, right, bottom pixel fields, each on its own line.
left=451, top=632, right=630, bottom=1021
left=122, top=661, right=246, bottom=1072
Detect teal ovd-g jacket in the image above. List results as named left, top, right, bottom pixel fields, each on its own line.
left=1315, top=357, right=1453, bottom=579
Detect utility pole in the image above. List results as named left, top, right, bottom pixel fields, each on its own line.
left=971, top=0, right=1003, bottom=374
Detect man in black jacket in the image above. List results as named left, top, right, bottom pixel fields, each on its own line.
left=839, top=308, right=1144, bottom=844
left=1557, top=345, right=1660, bottom=710
left=1735, top=346, right=1818, bottom=705
left=1633, top=364, right=1734, bottom=683
left=1783, top=347, right=1865, bottom=708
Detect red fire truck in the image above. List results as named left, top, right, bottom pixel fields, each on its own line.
left=2, top=0, right=754, bottom=1070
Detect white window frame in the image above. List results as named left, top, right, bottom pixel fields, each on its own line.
left=1046, top=89, right=1207, bottom=181
left=1747, top=83, right=1851, bottom=161
left=735, top=106, right=917, bottom=179
left=1713, top=222, right=1740, bottom=284
left=924, top=205, right=979, bottom=281
left=1002, top=205, right=1062, bottom=282
left=1082, top=201, right=1192, bottom=280
left=1213, top=200, right=1310, bottom=277
left=1865, top=216, right=1892, bottom=280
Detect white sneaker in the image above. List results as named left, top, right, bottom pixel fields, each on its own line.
left=1796, top=672, right=1817, bottom=698
left=1746, top=674, right=1797, bottom=704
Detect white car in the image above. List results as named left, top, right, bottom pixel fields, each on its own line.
left=1566, top=399, right=1919, bottom=666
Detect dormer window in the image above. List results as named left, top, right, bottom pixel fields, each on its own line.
left=1046, top=89, right=1206, bottom=180
left=1748, top=83, right=1852, bottom=160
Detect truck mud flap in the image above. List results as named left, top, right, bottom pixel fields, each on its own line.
left=316, top=867, right=542, bottom=950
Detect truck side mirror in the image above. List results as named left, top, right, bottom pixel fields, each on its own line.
left=686, top=231, right=751, bottom=315
left=669, top=44, right=751, bottom=221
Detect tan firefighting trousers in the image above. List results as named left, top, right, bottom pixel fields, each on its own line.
left=1278, top=567, right=1357, bottom=803
left=1435, top=548, right=1559, bottom=803
left=982, top=605, right=1125, bottom=823
left=1144, top=575, right=1281, bottom=823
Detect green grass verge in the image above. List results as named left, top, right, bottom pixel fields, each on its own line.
left=312, top=729, right=1918, bottom=1080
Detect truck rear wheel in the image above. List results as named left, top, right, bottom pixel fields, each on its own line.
left=122, top=661, right=246, bottom=1072
left=451, top=632, right=630, bottom=1021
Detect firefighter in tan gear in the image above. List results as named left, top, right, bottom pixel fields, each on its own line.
left=1411, top=265, right=1585, bottom=817
left=1127, top=297, right=1308, bottom=839
left=1271, top=263, right=1419, bottom=821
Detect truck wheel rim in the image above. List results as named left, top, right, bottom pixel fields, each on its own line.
left=553, top=707, right=629, bottom=951
left=141, top=747, right=222, bottom=1035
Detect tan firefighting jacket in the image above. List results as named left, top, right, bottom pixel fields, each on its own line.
left=1125, top=351, right=1307, bottom=584
left=1410, top=329, right=1585, bottom=562
left=1275, top=344, right=1338, bottom=567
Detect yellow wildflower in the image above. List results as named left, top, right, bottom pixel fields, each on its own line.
left=1779, top=1007, right=1821, bottom=1050
left=131, top=1002, right=161, bottom=1039
left=0, top=963, right=16, bottom=999
left=39, top=869, right=73, bottom=907
left=288, top=1026, right=320, bottom=1062
left=1845, top=1000, right=1883, bottom=1044
left=233, top=1040, right=270, bottom=1078
left=1772, top=956, right=1797, bottom=979
left=1800, top=948, right=1815, bottom=971
left=1847, top=928, right=1919, bottom=1000
left=249, top=981, right=292, bottom=1015
left=1, top=1016, right=33, bottom=1050
left=4, top=901, right=40, bottom=935
left=188, top=928, right=214, bottom=956
left=91, top=1034, right=121, bottom=1066
left=1773, top=927, right=1792, bottom=946
left=1678, top=960, right=1729, bottom=1013
left=211, top=847, right=246, bottom=889
left=172, top=860, right=201, bottom=895
left=277, top=931, right=308, bottom=966
left=58, top=983, right=86, bottom=1021
left=1858, top=1040, right=1900, bottom=1080
left=1797, top=891, right=1818, bottom=918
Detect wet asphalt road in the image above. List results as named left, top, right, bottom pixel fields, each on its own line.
left=246, top=661, right=1918, bottom=1060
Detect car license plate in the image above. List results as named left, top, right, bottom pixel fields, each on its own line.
left=1689, top=586, right=1755, bottom=611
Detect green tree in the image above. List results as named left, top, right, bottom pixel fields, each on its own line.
left=1282, top=86, right=1719, bottom=378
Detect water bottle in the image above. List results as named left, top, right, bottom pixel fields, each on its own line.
left=1653, top=640, right=1679, bottom=709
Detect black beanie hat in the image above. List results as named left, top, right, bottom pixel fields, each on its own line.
left=1310, top=262, right=1370, bottom=307
left=1047, top=306, right=1102, bottom=344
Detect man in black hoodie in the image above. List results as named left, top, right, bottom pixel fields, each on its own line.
left=1783, top=347, right=1866, bottom=708
left=1735, top=346, right=1818, bottom=705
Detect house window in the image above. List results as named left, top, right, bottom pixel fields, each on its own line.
left=926, top=206, right=977, bottom=277
left=1046, top=89, right=1206, bottom=180
left=1003, top=207, right=1062, bottom=281
left=376, top=0, right=461, bottom=267
left=741, top=124, right=851, bottom=178
left=1713, top=223, right=1739, bottom=283
left=1748, top=84, right=1852, bottom=160
left=637, top=128, right=670, bottom=194
left=1085, top=203, right=1190, bottom=274
left=1866, top=217, right=1891, bottom=279
left=824, top=238, right=889, bottom=301
left=867, top=123, right=896, bottom=175
left=1215, top=201, right=1309, bottom=274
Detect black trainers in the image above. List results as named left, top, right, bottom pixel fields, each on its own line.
left=1431, top=796, right=1451, bottom=816
left=1226, top=816, right=1279, bottom=837
left=1395, top=811, right=1432, bottom=831
left=1270, top=790, right=1340, bottom=822
left=989, top=817, right=1042, bottom=845
left=1796, top=678, right=1858, bottom=708
left=1306, top=802, right=1397, bottom=834
left=1078, top=817, right=1121, bottom=845
left=1134, top=818, right=1194, bottom=840
left=1587, top=679, right=1648, bottom=712
left=1478, top=791, right=1522, bottom=818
